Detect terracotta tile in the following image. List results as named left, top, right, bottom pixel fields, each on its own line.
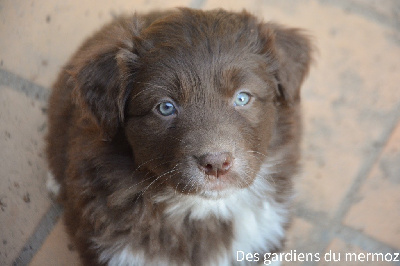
left=344, top=122, right=400, bottom=249
left=30, top=219, right=81, bottom=266
left=0, top=0, right=192, bottom=88
left=0, top=86, right=49, bottom=265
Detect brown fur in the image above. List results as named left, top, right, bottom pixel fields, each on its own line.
left=46, top=8, right=313, bottom=265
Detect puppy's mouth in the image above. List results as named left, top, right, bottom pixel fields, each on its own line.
left=204, top=178, right=232, bottom=191
left=167, top=169, right=244, bottom=197
left=173, top=153, right=257, bottom=198
left=137, top=151, right=260, bottom=199
left=198, top=178, right=242, bottom=199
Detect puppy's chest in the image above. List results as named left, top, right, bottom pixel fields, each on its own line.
left=105, top=195, right=287, bottom=265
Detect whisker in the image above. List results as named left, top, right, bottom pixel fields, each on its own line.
left=143, top=160, right=177, bottom=178
left=126, top=160, right=177, bottom=191
left=246, top=150, right=268, bottom=158
left=181, top=177, right=192, bottom=193
left=244, top=165, right=276, bottom=187
left=187, top=175, right=200, bottom=194
left=133, top=156, right=164, bottom=172
left=152, top=163, right=183, bottom=190
left=138, top=169, right=178, bottom=197
left=167, top=136, right=187, bottom=144
left=174, top=181, right=181, bottom=196
left=246, top=153, right=265, bottom=164
left=131, top=163, right=181, bottom=205
left=126, top=175, right=155, bottom=191
left=152, top=172, right=177, bottom=190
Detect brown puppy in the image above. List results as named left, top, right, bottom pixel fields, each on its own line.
left=46, top=8, right=313, bottom=265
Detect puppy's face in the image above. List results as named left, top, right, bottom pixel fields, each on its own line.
left=72, top=9, right=312, bottom=199
left=125, top=48, right=277, bottom=198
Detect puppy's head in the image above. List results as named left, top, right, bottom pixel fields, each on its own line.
left=72, top=9, right=312, bottom=199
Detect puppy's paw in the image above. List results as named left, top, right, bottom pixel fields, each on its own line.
left=46, top=171, right=61, bottom=198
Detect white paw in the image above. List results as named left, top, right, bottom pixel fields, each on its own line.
left=46, top=171, right=61, bottom=197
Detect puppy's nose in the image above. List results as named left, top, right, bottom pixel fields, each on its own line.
left=197, top=152, right=233, bottom=177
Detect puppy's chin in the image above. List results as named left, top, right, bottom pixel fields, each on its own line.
left=172, top=182, right=241, bottom=200
left=180, top=171, right=255, bottom=200
left=198, top=176, right=247, bottom=199
left=198, top=187, right=240, bottom=200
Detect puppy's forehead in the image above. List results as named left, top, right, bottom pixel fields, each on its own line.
left=136, top=11, right=274, bottom=101
left=137, top=49, right=270, bottom=104
left=144, top=9, right=262, bottom=48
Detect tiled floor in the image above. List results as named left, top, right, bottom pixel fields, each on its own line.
left=0, top=0, right=399, bottom=265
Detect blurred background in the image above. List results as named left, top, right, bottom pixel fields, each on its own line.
left=0, top=0, right=399, bottom=265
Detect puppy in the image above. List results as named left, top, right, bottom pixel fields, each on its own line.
left=46, top=8, right=312, bottom=266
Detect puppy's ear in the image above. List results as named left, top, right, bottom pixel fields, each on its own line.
left=70, top=16, right=144, bottom=140
left=270, top=24, right=313, bottom=103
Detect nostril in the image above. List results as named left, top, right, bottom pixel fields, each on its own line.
left=222, top=161, right=231, bottom=169
left=197, top=152, right=234, bottom=177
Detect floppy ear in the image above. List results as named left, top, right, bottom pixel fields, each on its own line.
left=270, top=24, right=313, bottom=103
left=70, top=16, right=144, bottom=140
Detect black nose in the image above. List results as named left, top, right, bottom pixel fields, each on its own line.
left=197, top=152, right=233, bottom=177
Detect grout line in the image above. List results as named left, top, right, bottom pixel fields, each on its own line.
left=293, top=208, right=339, bottom=266
left=0, top=69, right=56, bottom=263
left=296, top=208, right=400, bottom=255
left=0, top=68, right=50, bottom=103
left=337, top=226, right=400, bottom=255
left=332, top=150, right=385, bottom=221
left=294, top=211, right=400, bottom=266
left=12, top=203, right=63, bottom=266
left=333, top=102, right=400, bottom=222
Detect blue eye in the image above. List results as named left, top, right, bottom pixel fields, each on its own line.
left=157, top=101, right=176, bottom=116
left=234, top=92, right=251, bottom=106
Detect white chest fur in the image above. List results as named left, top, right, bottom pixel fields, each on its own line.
left=102, top=176, right=288, bottom=266
left=230, top=196, right=286, bottom=265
